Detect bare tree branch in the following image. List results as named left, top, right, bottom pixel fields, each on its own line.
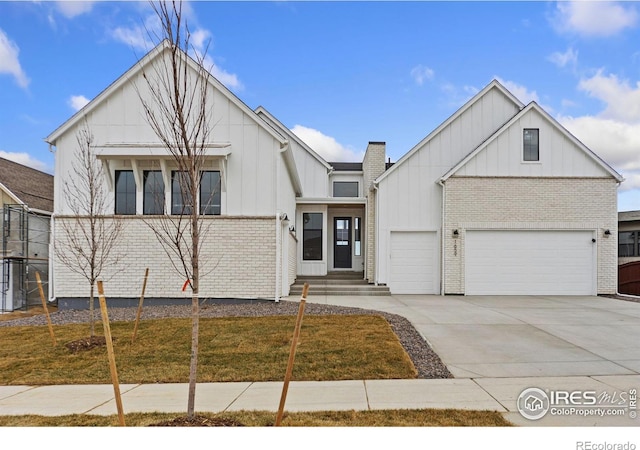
left=55, top=121, right=125, bottom=336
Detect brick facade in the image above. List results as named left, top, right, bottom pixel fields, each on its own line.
left=54, top=215, right=277, bottom=301
left=443, top=177, right=619, bottom=295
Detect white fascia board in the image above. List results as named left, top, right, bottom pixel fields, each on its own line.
left=95, top=144, right=232, bottom=158
left=0, top=183, right=25, bottom=207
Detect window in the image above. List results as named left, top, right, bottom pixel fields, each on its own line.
left=115, top=170, right=136, bottom=215
left=171, top=171, right=193, bottom=215
left=143, top=171, right=165, bottom=215
left=619, top=231, right=639, bottom=257
left=354, top=217, right=361, bottom=256
left=303, top=212, right=323, bottom=261
left=200, top=171, right=221, bottom=215
left=333, top=181, right=359, bottom=197
left=523, top=129, right=539, bottom=161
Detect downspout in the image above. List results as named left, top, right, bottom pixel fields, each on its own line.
left=373, top=181, right=379, bottom=285
left=48, top=213, right=56, bottom=303
left=438, top=179, right=446, bottom=296
left=275, top=211, right=280, bottom=302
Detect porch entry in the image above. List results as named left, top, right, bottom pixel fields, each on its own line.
left=334, top=217, right=352, bottom=268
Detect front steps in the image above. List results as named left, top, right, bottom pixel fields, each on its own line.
left=288, top=271, right=391, bottom=296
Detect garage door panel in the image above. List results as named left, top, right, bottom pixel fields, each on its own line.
left=465, top=230, right=595, bottom=296
left=389, top=231, right=438, bottom=294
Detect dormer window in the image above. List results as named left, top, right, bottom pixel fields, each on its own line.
left=523, top=129, right=539, bottom=162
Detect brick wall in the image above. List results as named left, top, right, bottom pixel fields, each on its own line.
left=444, top=177, right=619, bottom=294
left=53, top=215, right=277, bottom=300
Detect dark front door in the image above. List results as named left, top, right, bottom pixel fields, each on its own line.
left=334, top=217, right=352, bottom=269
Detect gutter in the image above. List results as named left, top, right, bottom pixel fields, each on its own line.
left=438, top=178, right=446, bottom=296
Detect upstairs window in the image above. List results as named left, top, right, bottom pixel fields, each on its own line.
left=523, top=128, right=539, bottom=162
left=115, top=170, right=136, bottom=215
left=200, top=171, right=221, bottom=215
left=333, top=181, right=359, bottom=197
left=143, top=171, right=165, bottom=215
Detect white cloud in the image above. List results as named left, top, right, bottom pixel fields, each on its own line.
left=0, top=28, right=29, bottom=89
left=291, top=125, right=364, bottom=162
left=0, top=151, right=50, bottom=173
left=56, top=1, right=95, bottom=19
left=495, top=77, right=540, bottom=105
left=111, top=15, right=159, bottom=52
left=68, top=95, right=90, bottom=111
left=111, top=16, right=243, bottom=91
left=551, top=1, right=638, bottom=37
left=559, top=72, right=640, bottom=192
left=410, top=65, right=434, bottom=86
left=548, top=47, right=578, bottom=69
left=578, top=71, right=640, bottom=122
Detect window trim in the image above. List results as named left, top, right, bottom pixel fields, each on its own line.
left=523, top=128, right=540, bottom=162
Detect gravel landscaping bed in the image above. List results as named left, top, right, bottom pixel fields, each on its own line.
left=0, top=300, right=453, bottom=379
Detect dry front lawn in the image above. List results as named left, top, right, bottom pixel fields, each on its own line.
left=0, top=315, right=417, bottom=384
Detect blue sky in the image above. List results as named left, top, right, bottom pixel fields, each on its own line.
left=1, top=1, right=640, bottom=211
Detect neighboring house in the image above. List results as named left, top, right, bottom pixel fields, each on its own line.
left=618, top=210, right=640, bottom=295
left=0, top=157, right=53, bottom=311
left=45, top=42, right=622, bottom=306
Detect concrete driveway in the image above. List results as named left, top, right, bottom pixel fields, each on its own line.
left=306, top=295, right=640, bottom=379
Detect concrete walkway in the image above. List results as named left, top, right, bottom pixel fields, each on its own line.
left=1, top=294, right=639, bottom=426
left=1, top=376, right=639, bottom=426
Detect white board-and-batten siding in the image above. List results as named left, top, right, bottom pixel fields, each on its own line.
left=375, top=85, right=522, bottom=289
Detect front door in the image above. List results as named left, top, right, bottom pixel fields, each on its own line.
left=334, top=217, right=352, bottom=269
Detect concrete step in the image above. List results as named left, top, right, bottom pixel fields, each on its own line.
left=289, top=283, right=390, bottom=297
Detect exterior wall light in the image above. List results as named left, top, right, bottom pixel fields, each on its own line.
left=453, top=229, right=459, bottom=238
left=604, top=229, right=611, bottom=236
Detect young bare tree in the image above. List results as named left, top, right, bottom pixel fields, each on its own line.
left=137, top=0, right=215, bottom=418
left=56, top=123, right=124, bottom=337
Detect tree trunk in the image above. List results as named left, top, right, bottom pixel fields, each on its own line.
left=186, top=206, right=200, bottom=418
left=89, top=282, right=95, bottom=337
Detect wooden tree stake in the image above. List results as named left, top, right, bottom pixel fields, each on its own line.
left=97, top=280, right=126, bottom=426
left=35, top=272, right=56, bottom=347
left=275, top=282, right=309, bottom=426
left=131, top=268, right=149, bottom=344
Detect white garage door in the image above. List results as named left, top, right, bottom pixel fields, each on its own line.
left=389, top=231, right=438, bottom=294
left=465, top=230, right=595, bottom=295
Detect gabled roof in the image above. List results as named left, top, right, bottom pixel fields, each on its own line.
left=0, top=157, right=53, bottom=213
left=376, top=79, right=524, bottom=184
left=440, top=101, right=624, bottom=183
left=254, top=106, right=333, bottom=171
left=46, top=40, right=286, bottom=147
